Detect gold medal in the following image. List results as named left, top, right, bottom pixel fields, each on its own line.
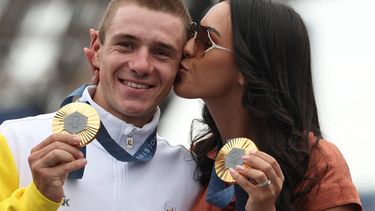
left=52, top=102, right=100, bottom=147
left=215, top=137, right=258, bottom=183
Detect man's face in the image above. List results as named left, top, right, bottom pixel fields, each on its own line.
left=93, top=4, right=185, bottom=127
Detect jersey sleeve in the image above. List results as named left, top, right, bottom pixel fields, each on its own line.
left=0, top=133, right=61, bottom=211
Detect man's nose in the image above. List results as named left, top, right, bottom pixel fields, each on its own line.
left=128, top=48, right=153, bottom=76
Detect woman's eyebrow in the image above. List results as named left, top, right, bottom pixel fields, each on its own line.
left=206, top=26, right=221, bottom=37
left=201, top=23, right=221, bottom=37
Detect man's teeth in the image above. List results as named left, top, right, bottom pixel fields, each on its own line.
left=123, top=81, right=149, bottom=89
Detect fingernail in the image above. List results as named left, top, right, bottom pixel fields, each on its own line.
left=242, top=155, right=250, bottom=160
left=249, top=148, right=258, bottom=154
left=236, top=165, right=245, bottom=171
left=79, top=151, right=84, bottom=158
left=229, top=168, right=237, bottom=177
left=81, top=158, right=87, bottom=164
left=73, top=135, right=81, bottom=142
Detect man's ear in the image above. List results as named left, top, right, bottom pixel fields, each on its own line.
left=84, top=29, right=101, bottom=72
left=91, top=30, right=101, bottom=68
left=83, top=29, right=101, bottom=84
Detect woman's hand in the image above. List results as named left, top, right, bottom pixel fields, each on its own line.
left=229, top=149, right=284, bottom=211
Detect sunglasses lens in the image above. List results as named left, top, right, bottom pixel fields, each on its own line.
left=195, top=26, right=211, bottom=58
left=189, top=22, right=196, bottom=39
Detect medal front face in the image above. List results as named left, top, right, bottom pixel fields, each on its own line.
left=52, top=102, right=100, bottom=147
left=215, top=137, right=258, bottom=183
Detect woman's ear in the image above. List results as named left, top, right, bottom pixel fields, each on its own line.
left=238, top=73, right=245, bottom=86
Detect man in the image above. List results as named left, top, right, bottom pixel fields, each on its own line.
left=0, top=0, right=200, bottom=210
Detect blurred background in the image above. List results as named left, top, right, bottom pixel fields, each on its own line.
left=0, top=0, right=374, bottom=209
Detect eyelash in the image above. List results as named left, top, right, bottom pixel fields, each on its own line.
left=118, top=41, right=134, bottom=50
left=152, top=49, right=171, bottom=59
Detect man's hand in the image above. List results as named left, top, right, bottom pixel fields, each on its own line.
left=28, top=134, right=87, bottom=202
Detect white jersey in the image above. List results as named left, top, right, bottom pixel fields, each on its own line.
left=0, top=86, right=201, bottom=211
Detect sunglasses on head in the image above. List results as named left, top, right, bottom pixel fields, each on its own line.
left=189, top=22, right=232, bottom=59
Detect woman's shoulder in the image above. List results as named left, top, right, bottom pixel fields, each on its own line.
left=301, top=137, right=362, bottom=210
left=308, top=138, right=348, bottom=172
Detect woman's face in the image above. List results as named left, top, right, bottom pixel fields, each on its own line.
left=174, top=1, right=244, bottom=101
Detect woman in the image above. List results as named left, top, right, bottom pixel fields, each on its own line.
left=174, top=0, right=362, bottom=210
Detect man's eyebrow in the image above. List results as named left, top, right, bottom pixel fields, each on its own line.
left=110, top=34, right=179, bottom=56
left=111, top=34, right=138, bottom=41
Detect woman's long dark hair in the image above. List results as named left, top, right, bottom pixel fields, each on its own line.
left=191, top=0, right=322, bottom=210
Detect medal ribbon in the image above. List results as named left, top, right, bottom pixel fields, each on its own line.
left=60, top=84, right=157, bottom=179
left=206, top=146, right=248, bottom=210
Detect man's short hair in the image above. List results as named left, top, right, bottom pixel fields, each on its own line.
left=98, top=0, right=191, bottom=44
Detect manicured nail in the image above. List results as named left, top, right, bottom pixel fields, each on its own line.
left=242, top=155, right=250, bottom=160
left=249, top=148, right=258, bottom=154
left=236, top=165, right=245, bottom=171
left=229, top=168, right=237, bottom=177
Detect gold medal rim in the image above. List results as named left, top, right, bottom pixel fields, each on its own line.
left=215, top=137, right=258, bottom=183
left=52, top=102, right=100, bottom=147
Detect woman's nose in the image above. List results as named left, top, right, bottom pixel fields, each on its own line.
left=182, top=38, right=196, bottom=59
